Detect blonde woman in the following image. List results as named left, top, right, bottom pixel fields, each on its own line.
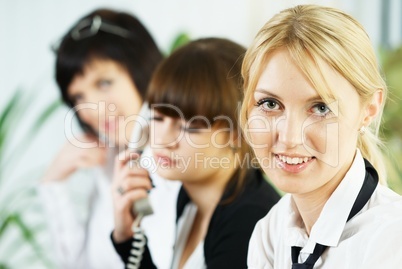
left=240, top=5, right=402, bottom=269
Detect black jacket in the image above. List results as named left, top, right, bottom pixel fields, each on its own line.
left=112, top=168, right=281, bottom=269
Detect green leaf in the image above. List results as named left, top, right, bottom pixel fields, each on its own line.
left=0, top=90, right=23, bottom=153
left=0, top=214, right=15, bottom=238
left=2, top=99, right=62, bottom=172
left=11, top=215, right=53, bottom=267
left=168, top=32, right=191, bottom=54
left=0, top=89, right=33, bottom=165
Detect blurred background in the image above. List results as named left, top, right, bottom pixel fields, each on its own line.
left=0, top=0, right=401, bottom=268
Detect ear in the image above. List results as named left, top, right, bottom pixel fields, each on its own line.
left=362, top=90, right=384, bottom=126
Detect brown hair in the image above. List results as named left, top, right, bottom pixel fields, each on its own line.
left=147, top=37, right=251, bottom=201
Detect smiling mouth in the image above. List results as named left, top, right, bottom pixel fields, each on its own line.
left=276, top=154, right=314, bottom=165
left=274, top=154, right=316, bottom=173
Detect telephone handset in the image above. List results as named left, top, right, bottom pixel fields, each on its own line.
left=133, top=194, right=154, bottom=217
left=130, top=149, right=154, bottom=219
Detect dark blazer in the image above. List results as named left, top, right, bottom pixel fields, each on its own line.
left=112, top=168, right=281, bottom=269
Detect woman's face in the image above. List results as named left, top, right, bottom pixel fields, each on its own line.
left=149, top=110, right=234, bottom=183
left=247, top=49, right=364, bottom=195
left=68, top=59, right=142, bottom=148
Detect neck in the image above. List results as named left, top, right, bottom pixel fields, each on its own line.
left=292, top=192, right=330, bottom=235
left=292, top=154, right=356, bottom=235
left=183, top=166, right=237, bottom=217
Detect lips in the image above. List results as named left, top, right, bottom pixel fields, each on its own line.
left=104, top=120, right=117, bottom=132
left=275, top=153, right=315, bottom=173
left=154, top=153, right=176, bottom=166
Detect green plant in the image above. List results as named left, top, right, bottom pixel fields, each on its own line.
left=0, top=89, right=61, bottom=268
left=379, top=45, right=402, bottom=194
left=167, top=32, right=191, bottom=54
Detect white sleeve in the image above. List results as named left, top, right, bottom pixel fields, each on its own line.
left=361, top=215, right=402, bottom=268
left=38, top=173, right=95, bottom=269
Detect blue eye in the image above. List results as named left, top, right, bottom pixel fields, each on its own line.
left=311, top=103, right=331, bottom=116
left=256, top=98, right=281, bottom=111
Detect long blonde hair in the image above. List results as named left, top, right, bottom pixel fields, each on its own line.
left=240, top=5, right=387, bottom=184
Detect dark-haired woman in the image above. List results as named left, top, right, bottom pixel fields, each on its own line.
left=110, top=38, right=281, bottom=269
left=39, top=9, right=179, bottom=269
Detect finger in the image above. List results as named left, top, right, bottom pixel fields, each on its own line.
left=114, top=149, right=141, bottom=171
left=121, top=162, right=149, bottom=177
left=112, top=166, right=151, bottom=193
left=112, top=160, right=148, bottom=186
left=119, top=175, right=152, bottom=193
left=116, top=189, right=148, bottom=212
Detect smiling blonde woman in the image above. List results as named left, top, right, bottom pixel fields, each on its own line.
left=240, top=5, right=402, bottom=269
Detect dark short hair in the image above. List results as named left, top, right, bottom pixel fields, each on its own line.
left=55, top=8, right=163, bottom=134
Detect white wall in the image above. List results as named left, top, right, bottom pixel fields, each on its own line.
left=0, top=0, right=400, bottom=179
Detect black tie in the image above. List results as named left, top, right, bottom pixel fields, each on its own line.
left=291, top=159, right=378, bottom=269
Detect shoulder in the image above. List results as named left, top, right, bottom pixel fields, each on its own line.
left=239, top=169, right=281, bottom=208
left=208, top=169, right=282, bottom=233
left=359, top=204, right=402, bottom=266
left=252, top=194, right=291, bottom=236
left=247, top=194, right=290, bottom=266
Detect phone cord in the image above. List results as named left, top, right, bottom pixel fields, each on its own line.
left=127, top=213, right=146, bottom=269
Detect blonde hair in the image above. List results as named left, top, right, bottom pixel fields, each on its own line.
left=240, top=5, right=387, bottom=184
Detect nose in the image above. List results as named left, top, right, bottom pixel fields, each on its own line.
left=151, top=119, right=181, bottom=149
left=276, top=113, right=304, bottom=149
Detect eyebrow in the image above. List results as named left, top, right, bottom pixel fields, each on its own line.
left=255, top=88, right=326, bottom=103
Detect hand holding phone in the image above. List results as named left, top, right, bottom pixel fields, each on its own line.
left=111, top=150, right=153, bottom=243
left=129, top=151, right=154, bottom=219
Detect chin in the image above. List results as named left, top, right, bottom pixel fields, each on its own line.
left=156, top=168, right=183, bottom=181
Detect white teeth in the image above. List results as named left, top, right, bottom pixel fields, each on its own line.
left=277, top=155, right=312, bottom=165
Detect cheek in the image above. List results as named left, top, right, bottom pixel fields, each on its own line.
left=115, top=86, right=142, bottom=117
left=303, top=122, right=328, bottom=151
left=77, top=109, right=98, bottom=126
left=303, top=119, right=341, bottom=167
left=182, top=133, right=212, bottom=150
left=247, top=113, right=274, bottom=153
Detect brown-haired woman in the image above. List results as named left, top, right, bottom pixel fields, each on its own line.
left=110, top=38, right=280, bottom=269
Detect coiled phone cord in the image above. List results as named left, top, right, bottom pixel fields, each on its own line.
left=126, top=213, right=146, bottom=269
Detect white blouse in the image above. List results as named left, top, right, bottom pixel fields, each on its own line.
left=248, top=150, right=402, bottom=269
left=171, top=203, right=207, bottom=269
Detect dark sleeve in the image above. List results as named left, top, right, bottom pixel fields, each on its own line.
left=205, top=205, right=269, bottom=269
left=110, top=232, right=157, bottom=269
